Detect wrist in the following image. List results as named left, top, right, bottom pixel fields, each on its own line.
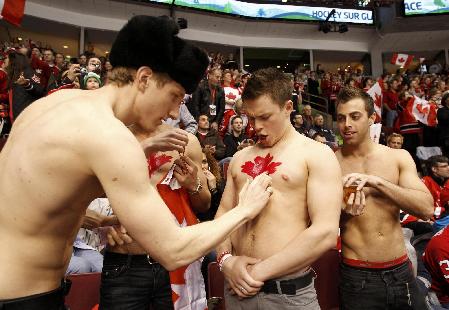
left=188, top=177, right=203, bottom=195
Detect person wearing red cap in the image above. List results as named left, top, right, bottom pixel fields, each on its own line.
left=0, top=15, right=272, bottom=309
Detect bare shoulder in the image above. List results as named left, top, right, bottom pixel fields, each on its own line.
left=301, top=136, right=337, bottom=162
left=375, top=144, right=413, bottom=165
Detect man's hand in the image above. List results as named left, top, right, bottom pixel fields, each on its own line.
left=67, top=64, right=81, bottom=81
left=203, top=169, right=217, bottom=190
left=106, top=225, right=133, bottom=247
left=342, top=190, right=366, bottom=216
left=204, top=144, right=216, bottom=155
left=222, top=256, right=264, bottom=298
left=210, top=122, right=218, bottom=131
left=173, top=155, right=198, bottom=192
left=15, top=74, right=30, bottom=87
left=141, top=128, right=188, bottom=154
left=82, top=209, right=106, bottom=230
left=343, top=173, right=382, bottom=191
left=238, top=173, right=273, bottom=220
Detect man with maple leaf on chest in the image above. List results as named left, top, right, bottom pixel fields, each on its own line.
left=215, top=68, right=343, bottom=309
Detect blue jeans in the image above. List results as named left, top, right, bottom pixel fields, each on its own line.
left=99, top=251, right=173, bottom=310
left=339, top=261, right=428, bottom=310
left=66, top=247, right=103, bottom=274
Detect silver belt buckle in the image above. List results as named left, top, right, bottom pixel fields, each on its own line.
left=146, top=254, right=155, bottom=265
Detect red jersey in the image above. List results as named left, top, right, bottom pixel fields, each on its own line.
left=401, top=176, right=449, bottom=225
left=423, top=227, right=449, bottom=304
left=383, top=90, right=399, bottom=110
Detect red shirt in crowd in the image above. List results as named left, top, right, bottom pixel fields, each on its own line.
left=423, top=226, right=449, bottom=304
left=30, top=55, right=51, bottom=90
left=383, top=90, right=399, bottom=110
left=401, top=176, right=449, bottom=225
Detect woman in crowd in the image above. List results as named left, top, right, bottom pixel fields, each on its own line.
left=438, top=92, right=449, bottom=157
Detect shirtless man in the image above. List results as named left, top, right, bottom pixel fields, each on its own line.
left=336, top=86, right=434, bottom=309
left=215, top=68, right=342, bottom=309
left=0, top=16, right=272, bottom=309
left=100, top=124, right=211, bottom=309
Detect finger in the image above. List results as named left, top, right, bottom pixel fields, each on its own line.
left=106, top=233, right=116, bottom=247
left=354, top=190, right=361, bottom=216
left=346, top=193, right=355, bottom=214
left=119, top=225, right=127, bottom=235
left=180, top=155, right=195, bottom=167
left=109, top=227, right=124, bottom=245
left=236, top=283, right=254, bottom=297
left=356, top=178, right=368, bottom=191
left=174, top=166, right=184, bottom=176
left=171, top=129, right=189, bottom=142
left=358, top=191, right=366, bottom=215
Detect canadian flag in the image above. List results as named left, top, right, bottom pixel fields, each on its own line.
left=391, top=53, right=414, bottom=68
left=411, top=95, right=437, bottom=127
left=366, top=81, right=382, bottom=123
left=0, top=0, right=26, bottom=26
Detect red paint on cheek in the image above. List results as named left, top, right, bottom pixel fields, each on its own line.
left=148, top=153, right=173, bottom=177
left=241, top=153, right=282, bottom=178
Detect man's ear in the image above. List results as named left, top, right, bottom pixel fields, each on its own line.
left=135, top=66, right=153, bottom=91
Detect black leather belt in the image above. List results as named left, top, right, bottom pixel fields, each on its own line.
left=261, top=271, right=314, bottom=295
left=104, top=251, right=159, bottom=267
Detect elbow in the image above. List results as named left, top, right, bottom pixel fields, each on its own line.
left=158, top=252, right=190, bottom=271
left=320, top=227, right=339, bottom=251
left=419, top=196, right=435, bottom=221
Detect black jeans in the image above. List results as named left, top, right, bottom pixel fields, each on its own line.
left=0, top=280, right=69, bottom=310
left=339, top=261, right=428, bottom=310
left=100, top=251, right=173, bottom=310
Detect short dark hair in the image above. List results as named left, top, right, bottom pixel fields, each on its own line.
left=43, top=48, right=55, bottom=56
left=428, top=155, right=449, bottom=169
left=336, top=86, right=375, bottom=116
left=231, top=116, right=243, bottom=125
left=242, top=67, right=292, bottom=107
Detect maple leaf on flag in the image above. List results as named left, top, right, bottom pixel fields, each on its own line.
left=226, top=92, right=237, bottom=100
left=416, top=103, right=429, bottom=115
left=241, top=153, right=282, bottom=178
left=374, top=93, right=382, bottom=108
left=147, top=153, right=173, bottom=177
left=398, top=57, right=405, bottom=63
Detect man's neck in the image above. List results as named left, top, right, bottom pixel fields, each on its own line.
left=223, top=81, right=231, bottom=87
left=105, top=84, right=138, bottom=126
left=198, top=128, right=209, bottom=134
left=232, top=130, right=242, bottom=137
left=342, top=135, right=375, bottom=157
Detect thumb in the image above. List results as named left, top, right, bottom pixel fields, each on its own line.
left=246, top=257, right=262, bottom=265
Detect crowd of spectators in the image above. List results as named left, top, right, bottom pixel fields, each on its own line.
left=2, top=35, right=449, bottom=308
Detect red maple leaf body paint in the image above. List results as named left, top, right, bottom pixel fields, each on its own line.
left=147, top=153, right=173, bottom=177
left=241, top=153, right=282, bottom=178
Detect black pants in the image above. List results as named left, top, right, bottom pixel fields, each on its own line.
left=0, top=280, right=69, bottom=310
left=339, top=261, right=428, bottom=310
left=99, top=251, right=173, bottom=310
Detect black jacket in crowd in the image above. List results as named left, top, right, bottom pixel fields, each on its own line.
left=11, top=67, right=45, bottom=121
left=189, top=79, right=225, bottom=125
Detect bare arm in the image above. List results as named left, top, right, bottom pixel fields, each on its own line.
left=86, top=127, right=272, bottom=271
left=344, top=149, right=434, bottom=220
left=251, top=145, right=342, bottom=281
left=183, top=133, right=210, bottom=213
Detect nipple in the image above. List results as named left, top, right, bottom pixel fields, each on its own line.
left=282, top=174, right=289, bottom=181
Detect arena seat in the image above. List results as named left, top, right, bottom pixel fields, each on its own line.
left=65, top=272, right=101, bottom=310
left=207, top=249, right=340, bottom=310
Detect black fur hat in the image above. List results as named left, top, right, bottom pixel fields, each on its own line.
left=109, top=15, right=209, bottom=93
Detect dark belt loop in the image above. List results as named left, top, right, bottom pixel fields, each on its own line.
left=61, top=278, right=72, bottom=296
left=126, top=254, right=133, bottom=268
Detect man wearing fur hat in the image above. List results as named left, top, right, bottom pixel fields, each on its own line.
left=0, top=15, right=272, bottom=309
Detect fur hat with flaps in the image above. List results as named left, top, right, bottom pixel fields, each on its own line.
left=109, top=15, right=209, bottom=94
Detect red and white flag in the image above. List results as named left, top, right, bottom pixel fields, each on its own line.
left=391, top=53, right=414, bottom=68
left=411, top=95, right=437, bottom=127
left=366, top=81, right=382, bottom=123
left=0, top=0, right=26, bottom=26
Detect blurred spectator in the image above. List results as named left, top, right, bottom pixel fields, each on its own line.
left=5, top=52, right=45, bottom=121
left=165, top=99, right=198, bottom=134
left=423, top=226, right=449, bottom=308
left=83, top=72, right=101, bottom=90
left=387, top=133, right=404, bottom=149
left=383, top=78, right=400, bottom=127
left=224, top=53, right=238, bottom=71
left=438, top=92, right=449, bottom=157
left=190, top=68, right=225, bottom=130
left=195, top=114, right=225, bottom=160
left=197, top=147, right=223, bottom=222
left=55, top=53, right=65, bottom=71
left=79, top=53, right=87, bottom=68
left=219, top=98, right=254, bottom=139
left=223, top=116, right=249, bottom=158
left=292, top=113, right=307, bottom=136
left=396, top=92, right=421, bottom=165
left=302, top=104, right=314, bottom=131
left=307, top=71, right=320, bottom=96
left=308, top=114, right=337, bottom=148
left=222, top=69, right=240, bottom=111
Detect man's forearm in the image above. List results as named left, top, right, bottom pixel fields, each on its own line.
left=252, top=225, right=337, bottom=281
left=167, top=205, right=249, bottom=269
left=376, top=179, right=434, bottom=220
